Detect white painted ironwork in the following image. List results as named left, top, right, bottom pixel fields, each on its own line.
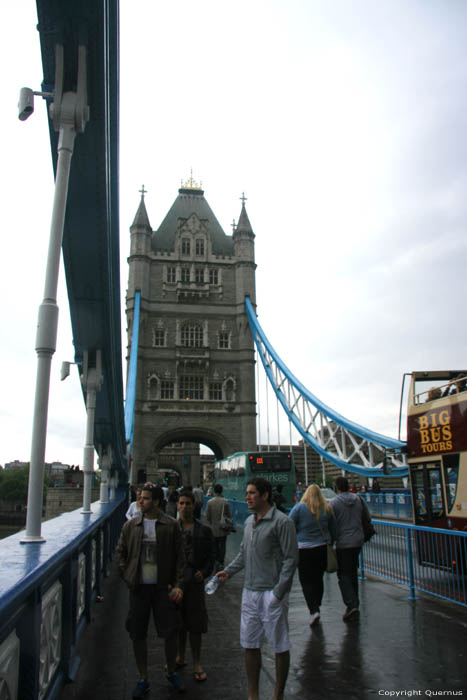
left=245, top=297, right=408, bottom=477
left=76, top=552, right=86, bottom=622
left=39, top=581, right=62, bottom=700
left=0, top=630, right=20, bottom=700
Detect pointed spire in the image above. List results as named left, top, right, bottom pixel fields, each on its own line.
left=235, top=192, right=254, bottom=235
left=131, top=185, right=151, bottom=229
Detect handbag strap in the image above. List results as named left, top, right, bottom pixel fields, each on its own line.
left=313, top=508, right=330, bottom=544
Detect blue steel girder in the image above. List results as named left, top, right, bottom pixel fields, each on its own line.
left=245, top=296, right=408, bottom=477
left=35, top=1, right=126, bottom=473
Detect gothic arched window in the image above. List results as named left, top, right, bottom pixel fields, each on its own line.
left=181, top=323, right=203, bottom=347
left=152, top=326, right=166, bottom=347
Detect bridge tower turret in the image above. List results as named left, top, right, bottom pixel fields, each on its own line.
left=232, top=196, right=257, bottom=452
left=128, top=187, right=152, bottom=299
left=233, top=195, right=256, bottom=305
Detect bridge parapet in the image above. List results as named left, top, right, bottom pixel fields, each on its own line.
left=0, top=491, right=126, bottom=700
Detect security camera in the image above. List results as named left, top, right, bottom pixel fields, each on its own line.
left=18, top=87, right=34, bottom=121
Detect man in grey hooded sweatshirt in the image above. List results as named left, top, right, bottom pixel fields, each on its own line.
left=331, top=476, right=371, bottom=620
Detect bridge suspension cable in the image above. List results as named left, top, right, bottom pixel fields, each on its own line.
left=245, top=296, right=408, bottom=477
left=125, top=291, right=141, bottom=452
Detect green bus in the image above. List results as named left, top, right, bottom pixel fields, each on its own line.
left=212, top=451, right=296, bottom=507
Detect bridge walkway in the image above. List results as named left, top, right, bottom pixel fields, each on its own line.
left=60, top=528, right=466, bottom=700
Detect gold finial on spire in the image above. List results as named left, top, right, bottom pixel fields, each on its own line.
left=181, top=168, right=203, bottom=190
left=139, top=184, right=147, bottom=199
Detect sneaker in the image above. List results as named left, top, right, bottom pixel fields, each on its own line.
left=309, top=612, right=320, bottom=626
left=166, top=671, right=186, bottom=693
left=132, top=679, right=150, bottom=699
left=343, top=607, right=359, bottom=621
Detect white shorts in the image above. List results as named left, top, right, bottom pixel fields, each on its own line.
left=240, top=589, right=290, bottom=654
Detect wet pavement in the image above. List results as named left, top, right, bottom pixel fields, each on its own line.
left=60, top=526, right=467, bottom=700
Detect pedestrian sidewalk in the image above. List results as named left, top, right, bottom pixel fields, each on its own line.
left=60, top=527, right=466, bottom=700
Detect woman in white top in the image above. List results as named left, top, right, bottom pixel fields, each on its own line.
left=125, top=486, right=142, bottom=520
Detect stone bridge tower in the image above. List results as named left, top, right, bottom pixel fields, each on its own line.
left=126, top=179, right=257, bottom=483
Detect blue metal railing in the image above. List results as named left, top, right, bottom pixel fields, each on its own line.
left=360, top=520, right=467, bottom=607
left=0, top=491, right=127, bottom=700
left=361, top=492, right=413, bottom=520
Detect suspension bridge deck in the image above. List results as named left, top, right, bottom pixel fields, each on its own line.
left=59, top=527, right=465, bottom=700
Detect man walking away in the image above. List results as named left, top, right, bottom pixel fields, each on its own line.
left=272, top=484, right=287, bottom=512
left=217, top=477, right=298, bottom=700
left=192, top=484, right=204, bottom=519
left=205, top=484, right=233, bottom=569
left=331, top=475, right=370, bottom=621
left=176, top=488, right=215, bottom=682
left=115, top=485, right=186, bottom=697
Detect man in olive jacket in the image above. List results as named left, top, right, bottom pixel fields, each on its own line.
left=116, top=485, right=186, bottom=698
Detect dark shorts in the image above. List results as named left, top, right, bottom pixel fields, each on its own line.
left=180, top=581, right=208, bottom=634
left=126, top=585, right=182, bottom=641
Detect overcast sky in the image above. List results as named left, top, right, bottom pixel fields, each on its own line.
left=2, top=1, right=467, bottom=467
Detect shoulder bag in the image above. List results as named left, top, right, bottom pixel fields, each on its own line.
left=220, top=501, right=236, bottom=534
left=315, top=512, right=337, bottom=573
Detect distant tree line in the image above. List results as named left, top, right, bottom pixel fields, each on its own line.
left=0, top=466, right=49, bottom=503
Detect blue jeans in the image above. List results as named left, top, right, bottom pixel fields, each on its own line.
left=336, top=547, right=361, bottom=610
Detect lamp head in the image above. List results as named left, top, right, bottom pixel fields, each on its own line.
left=60, top=362, right=71, bottom=381
left=18, top=87, right=34, bottom=121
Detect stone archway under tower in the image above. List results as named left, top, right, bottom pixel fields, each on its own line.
left=146, top=427, right=231, bottom=487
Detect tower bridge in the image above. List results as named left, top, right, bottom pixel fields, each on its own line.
left=0, top=2, right=464, bottom=699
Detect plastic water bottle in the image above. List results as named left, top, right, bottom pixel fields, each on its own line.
left=205, top=575, right=220, bottom=595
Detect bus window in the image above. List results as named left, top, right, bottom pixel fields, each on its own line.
left=249, top=453, right=292, bottom=473
left=237, top=455, right=246, bottom=476
left=410, top=463, right=445, bottom=524
left=429, top=468, right=443, bottom=519
left=412, top=469, right=428, bottom=523
left=443, top=454, right=460, bottom=511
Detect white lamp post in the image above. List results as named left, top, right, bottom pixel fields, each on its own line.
left=20, top=44, right=89, bottom=543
